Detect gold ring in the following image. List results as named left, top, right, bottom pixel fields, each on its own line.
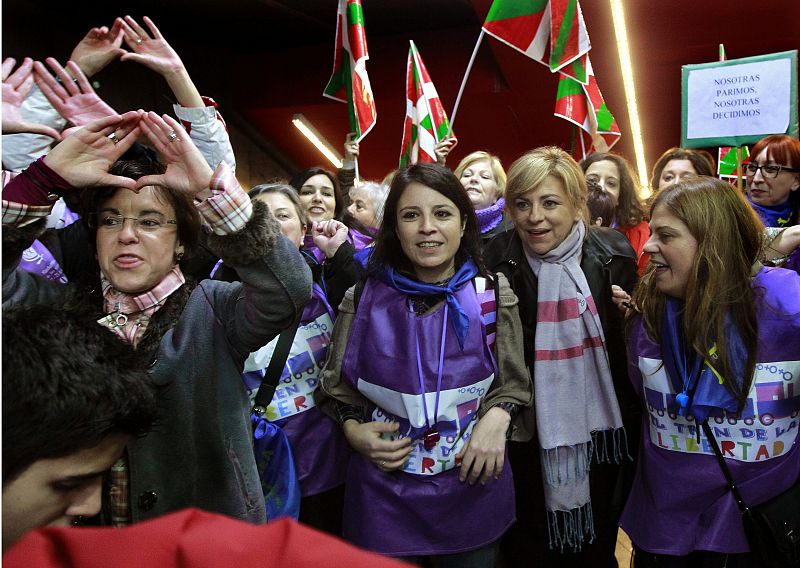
left=135, top=37, right=143, bottom=45
left=166, top=130, right=178, bottom=142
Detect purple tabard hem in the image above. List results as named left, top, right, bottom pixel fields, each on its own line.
left=278, top=408, right=350, bottom=497
left=343, top=452, right=515, bottom=556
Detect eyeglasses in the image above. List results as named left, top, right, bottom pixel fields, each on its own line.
left=90, top=213, right=177, bottom=233
left=744, top=163, right=800, bottom=178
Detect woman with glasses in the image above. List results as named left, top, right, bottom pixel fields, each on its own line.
left=744, top=134, right=800, bottom=228
left=2, top=111, right=312, bottom=525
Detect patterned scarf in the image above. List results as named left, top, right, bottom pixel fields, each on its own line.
left=98, top=266, right=185, bottom=347
left=475, top=197, right=505, bottom=235
left=525, top=221, right=624, bottom=552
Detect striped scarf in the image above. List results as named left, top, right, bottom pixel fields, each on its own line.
left=525, top=221, right=624, bottom=552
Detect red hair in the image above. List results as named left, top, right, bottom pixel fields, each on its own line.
left=749, top=135, right=800, bottom=168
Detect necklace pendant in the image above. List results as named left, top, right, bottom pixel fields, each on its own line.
left=114, top=313, right=128, bottom=327
left=676, top=391, right=689, bottom=408
left=423, top=428, right=440, bottom=451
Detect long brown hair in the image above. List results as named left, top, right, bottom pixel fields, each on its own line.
left=633, top=177, right=763, bottom=406
left=581, top=152, right=645, bottom=227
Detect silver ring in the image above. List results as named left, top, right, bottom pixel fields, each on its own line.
left=135, top=37, right=143, bottom=45
left=166, top=130, right=178, bottom=142
left=107, top=132, right=118, bottom=144
left=379, top=460, right=386, bottom=467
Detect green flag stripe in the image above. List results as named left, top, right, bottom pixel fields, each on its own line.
left=486, top=0, right=547, bottom=23
left=435, top=120, right=450, bottom=140
left=596, top=102, right=614, bottom=132
left=551, top=0, right=577, bottom=67
left=556, top=76, right=584, bottom=98
left=347, top=2, right=363, bottom=26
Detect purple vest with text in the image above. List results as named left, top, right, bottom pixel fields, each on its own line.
left=339, top=276, right=514, bottom=556
left=243, top=284, right=350, bottom=496
left=621, top=267, right=800, bottom=555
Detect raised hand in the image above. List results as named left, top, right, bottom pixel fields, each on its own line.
left=42, top=111, right=143, bottom=190
left=311, top=219, right=349, bottom=258
left=69, top=21, right=125, bottom=78
left=343, top=132, right=359, bottom=164
left=1, top=57, right=61, bottom=139
left=136, top=111, right=213, bottom=198
left=611, top=284, right=634, bottom=313
left=117, top=16, right=203, bottom=108
left=34, top=58, right=116, bottom=126
left=434, top=137, right=458, bottom=165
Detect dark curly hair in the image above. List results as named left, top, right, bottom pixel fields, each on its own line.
left=3, top=304, right=160, bottom=483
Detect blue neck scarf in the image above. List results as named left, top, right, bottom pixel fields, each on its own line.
left=373, top=259, right=480, bottom=349
left=747, top=196, right=793, bottom=227
left=661, top=297, right=747, bottom=423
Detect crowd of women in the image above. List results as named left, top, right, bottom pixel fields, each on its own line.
left=2, top=14, right=799, bottom=568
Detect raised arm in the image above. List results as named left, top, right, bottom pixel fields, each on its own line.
left=118, top=16, right=235, bottom=171
left=33, top=58, right=116, bottom=128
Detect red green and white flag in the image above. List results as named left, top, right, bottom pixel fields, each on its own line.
left=718, top=146, right=750, bottom=178
left=482, top=0, right=589, bottom=84
left=399, top=41, right=451, bottom=168
left=323, top=0, right=377, bottom=142
left=553, top=56, right=621, bottom=160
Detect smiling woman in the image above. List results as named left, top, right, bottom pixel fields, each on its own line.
left=315, top=163, right=533, bottom=565
left=622, top=177, right=800, bottom=565
left=483, top=146, right=640, bottom=566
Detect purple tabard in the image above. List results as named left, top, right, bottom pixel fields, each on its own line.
left=244, top=284, right=350, bottom=496
left=19, top=239, right=67, bottom=283
left=621, top=267, right=800, bottom=555
left=340, top=277, right=514, bottom=555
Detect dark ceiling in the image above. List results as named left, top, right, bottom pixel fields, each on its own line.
left=4, top=0, right=800, bottom=183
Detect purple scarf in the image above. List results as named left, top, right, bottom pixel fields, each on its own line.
left=475, top=197, right=505, bottom=234
left=661, top=297, right=746, bottom=423
left=747, top=196, right=793, bottom=227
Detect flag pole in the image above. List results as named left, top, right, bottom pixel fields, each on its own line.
left=447, top=29, right=485, bottom=137
left=736, top=147, right=743, bottom=192
left=354, top=158, right=360, bottom=186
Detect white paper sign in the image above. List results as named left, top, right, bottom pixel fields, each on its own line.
left=687, top=59, right=791, bottom=139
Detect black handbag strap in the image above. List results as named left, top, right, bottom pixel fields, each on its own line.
left=251, top=319, right=300, bottom=416
left=701, top=420, right=751, bottom=513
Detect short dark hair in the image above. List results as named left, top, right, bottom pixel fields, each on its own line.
left=81, top=159, right=202, bottom=257
left=586, top=181, right=617, bottom=227
left=2, top=305, right=160, bottom=484
left=368, top=163, right=486, bottom=276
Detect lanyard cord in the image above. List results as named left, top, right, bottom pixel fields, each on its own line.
left=414, top=303, right=448, bottom=429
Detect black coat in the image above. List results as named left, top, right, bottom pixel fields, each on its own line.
left=483, top=225, right=640, bottom=567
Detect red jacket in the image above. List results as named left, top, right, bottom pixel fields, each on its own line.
left=4, top=509, right=411, bottom=568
